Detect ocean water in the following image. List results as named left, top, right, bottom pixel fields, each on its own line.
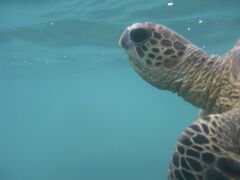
left=1, top=0, right=240, bottom=180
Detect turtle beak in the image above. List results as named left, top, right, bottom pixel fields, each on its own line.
left=119, top=23, right=151, bottom=50
left=119, top=28, right=131, bottom=49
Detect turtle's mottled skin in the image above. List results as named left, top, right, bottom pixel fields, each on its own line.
left=119, top=22, right=240, bottom=179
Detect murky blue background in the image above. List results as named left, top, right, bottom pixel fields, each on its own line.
left=1, top=0, right=240, bottom=179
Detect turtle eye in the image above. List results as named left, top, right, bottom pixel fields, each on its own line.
left=130, top=28, right=151, bottom=45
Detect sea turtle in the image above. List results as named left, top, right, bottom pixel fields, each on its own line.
left=119, top=22, right=240, bottom=180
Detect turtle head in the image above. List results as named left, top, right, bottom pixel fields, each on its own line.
left=119, top=22, right=192, bottom=90
left=119, top=22, right=232, bottom=113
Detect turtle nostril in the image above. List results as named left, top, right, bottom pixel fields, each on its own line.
left=129, top=28, right=151, bottom=45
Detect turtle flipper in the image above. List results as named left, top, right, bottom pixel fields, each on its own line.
left=168, top=108, right=240, bottom=180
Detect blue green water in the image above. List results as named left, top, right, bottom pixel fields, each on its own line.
left=1, top=0, right=240, bottom=180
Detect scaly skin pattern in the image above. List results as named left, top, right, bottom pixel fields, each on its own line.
left=119, top=22, right=240, bottom=179
left=168, top=109, right=240, bottom=180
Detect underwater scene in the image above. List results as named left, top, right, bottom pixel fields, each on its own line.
left=1, top=0, right=240, bottom=179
